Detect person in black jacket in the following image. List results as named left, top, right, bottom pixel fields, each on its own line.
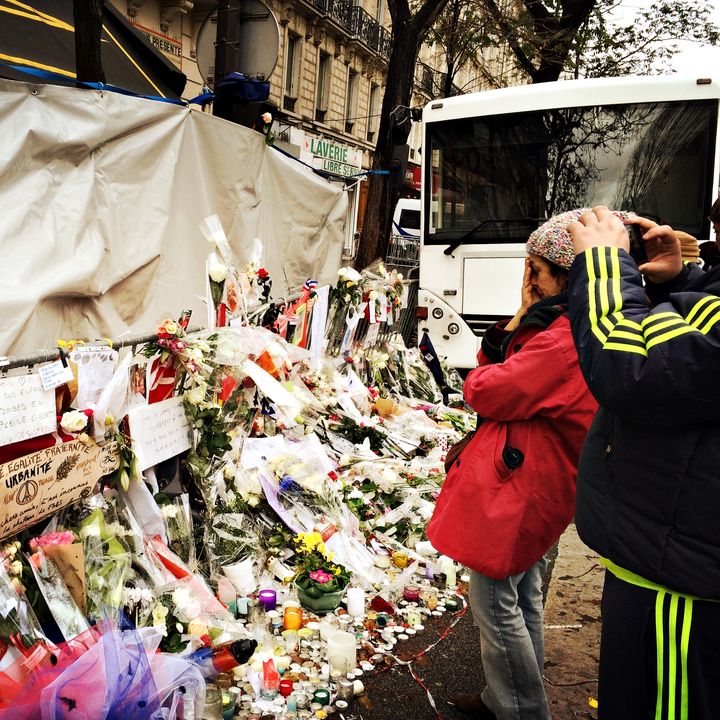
left=566, top=205, right=720, bottom=720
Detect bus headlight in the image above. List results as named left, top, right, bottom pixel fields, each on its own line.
left=432, top=308, right=444, bottom=319
left=448, top=322, right=460, bottom=335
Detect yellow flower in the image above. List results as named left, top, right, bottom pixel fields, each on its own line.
left=588, top=698, right=598, bottom=709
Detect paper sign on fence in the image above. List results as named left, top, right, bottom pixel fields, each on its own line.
left=0, top=374, right=57, bottom=447
left=127, top=396, right=192, bottom=471
left=0, top=439, right=119, bottom=541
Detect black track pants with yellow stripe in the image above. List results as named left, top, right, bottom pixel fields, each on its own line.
left=598, top=570, right=720, bottom=719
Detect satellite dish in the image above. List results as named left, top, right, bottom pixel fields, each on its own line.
left=196, top=0, right=280, bottom=89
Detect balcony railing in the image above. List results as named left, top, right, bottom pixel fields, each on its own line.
left=296, top=0, right=391, bottom=60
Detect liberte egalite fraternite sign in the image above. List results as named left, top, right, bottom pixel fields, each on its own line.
left=0, top=439, right=120, bottom=541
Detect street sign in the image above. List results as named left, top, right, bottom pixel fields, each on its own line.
left=196, top=0, right=279, bottom=88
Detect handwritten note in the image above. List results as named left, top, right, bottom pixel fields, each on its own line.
left=0, top=374, right=57, bottom=447
left=70, top=347, right=119, bottom=409
left=127, top=396, right=192, bottom=471
left=0, top=439, right=119, bottom=541
left=38, top=360, right=74, bottom=391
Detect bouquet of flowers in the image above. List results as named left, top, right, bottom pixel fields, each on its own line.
left=291, top=532, right=350, bottom=599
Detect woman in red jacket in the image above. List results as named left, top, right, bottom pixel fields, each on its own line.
left=427, top=210, right=598, bottom=720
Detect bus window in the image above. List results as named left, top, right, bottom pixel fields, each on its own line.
left=424, top=99, right=717, bottom=246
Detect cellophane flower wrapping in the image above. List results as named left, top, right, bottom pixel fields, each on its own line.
left=157, top=494, right=196, bottom=571
left=27, top=550, right=89, bottom=642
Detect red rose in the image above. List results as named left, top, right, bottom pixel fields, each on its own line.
left=257, top=268, right=269, bottom=279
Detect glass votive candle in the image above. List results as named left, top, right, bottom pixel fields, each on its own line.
left=284, top=606, right=303, bottom=631
left=295, top=692, right=310, bottom=710
left=237, top=596, right=251, bottom=618
left=392, top=550, right=409, bottom=568
left=282, top=629, right=298, bottom=653
left=406, top=609, right=422, bottom=627
left=259, top=589, right=277, bottom=611
left=420, top=586, right=438, bottom=611
left=403, top=584, right=420, bottom=602
left=328, top=654, right=348, bottom=681
left=312, top=688, right=330, bottom=706
left=279, top=678, right=294, bottom=697
left=267, top=610, right=283, bottom=634
left=306, top=621, right=321, bottom=641
left=445, top=596, right=461, bottom=612
left=336, top=679, right=354, bottom=702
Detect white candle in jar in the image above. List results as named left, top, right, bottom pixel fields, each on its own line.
left=345, top=587, right=365, bottom=617
left=326, top=630, right=357, bottom=671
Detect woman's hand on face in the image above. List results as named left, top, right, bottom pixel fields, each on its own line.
left=521, top=257, right=541, bottom=310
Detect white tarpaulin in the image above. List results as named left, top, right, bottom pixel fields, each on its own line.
left=0, top=78, right=347, bottom=354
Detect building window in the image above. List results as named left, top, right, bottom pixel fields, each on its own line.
left=284, top=31, right=301, bottom=111
left=315, top=51, right=330, bottom=123
left=367, top=82, right=379, bottom=142
left=345, top=69, right=358, bottom=134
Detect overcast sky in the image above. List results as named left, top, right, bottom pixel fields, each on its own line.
left=616, top=0, right=720, bottom=74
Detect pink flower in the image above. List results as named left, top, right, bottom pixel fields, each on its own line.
left=309, top=570, right=332, bottom=584
left=261, top=112, right=272, bottom=125
left=29, top=530, right=75, bottom=550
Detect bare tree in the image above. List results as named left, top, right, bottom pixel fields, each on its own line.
left=354, top=0, right=451, bottom=271
left=73, top=0, right=106, bottom=84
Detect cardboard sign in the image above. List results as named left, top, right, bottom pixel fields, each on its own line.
left=0, top=374, right=57, bottom=448
left=127, top=396, right=192, bottom=471
left=0, top=439, right=119, bottom=541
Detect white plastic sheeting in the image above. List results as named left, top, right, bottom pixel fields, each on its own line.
left=0, top=78, right=347, bottom=354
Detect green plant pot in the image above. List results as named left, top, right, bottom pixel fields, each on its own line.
left=294, top=581, right=345, bottom=614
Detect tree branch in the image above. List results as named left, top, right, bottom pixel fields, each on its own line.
left=481, top=0, right=539, bottom=80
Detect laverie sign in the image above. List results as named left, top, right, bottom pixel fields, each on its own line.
left=302, top=138, right=362, bottom=177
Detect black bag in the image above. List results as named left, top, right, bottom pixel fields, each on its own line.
left=444, top=431, right=475, bottom=473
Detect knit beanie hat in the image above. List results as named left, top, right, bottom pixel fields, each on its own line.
left=526, top=208, right=634, bottom=269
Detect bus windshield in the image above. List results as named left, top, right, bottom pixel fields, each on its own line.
left=424, top=99, right=717, bottom=245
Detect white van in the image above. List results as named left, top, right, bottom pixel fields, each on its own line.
left=392, top=198, right=420, bottom=237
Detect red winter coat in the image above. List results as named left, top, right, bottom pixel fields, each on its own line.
left=426, top=300, right=597, bottom=579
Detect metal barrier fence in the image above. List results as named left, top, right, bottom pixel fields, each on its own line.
left=385, top=233, right=419, bottom=274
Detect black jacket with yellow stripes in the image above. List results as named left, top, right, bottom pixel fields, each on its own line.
left=569, top=247, right=720, bottom=600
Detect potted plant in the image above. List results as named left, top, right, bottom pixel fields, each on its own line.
left=292, top=532, right=350, bottom=613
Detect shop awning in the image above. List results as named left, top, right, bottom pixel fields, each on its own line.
left=0, top=0, right=186, bottom=99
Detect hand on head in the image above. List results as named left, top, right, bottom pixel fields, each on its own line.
left=567, top=206, right=683, bottom=283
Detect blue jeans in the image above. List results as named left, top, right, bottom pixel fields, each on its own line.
left=469, top=557, right=551, bottom=720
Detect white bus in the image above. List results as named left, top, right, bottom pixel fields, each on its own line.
left=416, top=75, right=720, bottom=369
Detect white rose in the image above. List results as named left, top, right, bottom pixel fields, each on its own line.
left=60, top=410, right=88, bottom=433
left=208, top=262, right=228, bottom=283
left=261, top=112, right=272, bottom=124
left=345, top=268, right=362, bottom=283
left=185, top=385, right=206, bottom=405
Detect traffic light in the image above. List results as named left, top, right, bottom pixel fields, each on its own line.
left=390, top=143, right=409, bottom=189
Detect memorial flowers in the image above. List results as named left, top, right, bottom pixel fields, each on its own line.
left=292, top=532, right=349, bottom=598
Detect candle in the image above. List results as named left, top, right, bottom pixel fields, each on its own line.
left=345, top=587, right=365, bottom=617
left=373, top=552, right=391, bottom=569
left=326, top=630, right=356, bottom=671
left=284, top=606, right=303, bottom=630
left=318, top=619, right=337, bottom=641
left=403, top=585, right=420, bottom=602
left=441, top=556, right=457, bottom=588
left=312, top=689, right=330, bottom=705
left=267, top=610, right=282, bottom=633
left=336, top=679, right=354, bottom=702
left=237, top=597, right=251, bottom=617
left=445, top=596, right=460, bottom=611
left=392, top=550, right=409, bottom=568
left=259, top=589, right=277, bottom=611
left=306, top=621, right=321, bottom=640
left=279, top=678, right=294, bottom=697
